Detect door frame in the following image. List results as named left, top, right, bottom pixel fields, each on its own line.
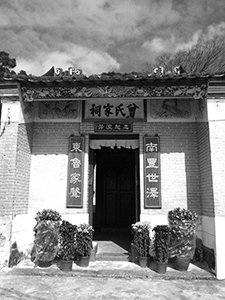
left=88, top=135, right=140, bottom=228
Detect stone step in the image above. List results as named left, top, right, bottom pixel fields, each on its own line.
left=1, top=259, right=215, bottom=281
left=96, top=248, right=130, bottom=261
left=96, top=256, right=130, bottom=262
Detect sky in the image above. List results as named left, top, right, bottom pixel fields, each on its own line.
left=1, top=0, right=225, bottom=76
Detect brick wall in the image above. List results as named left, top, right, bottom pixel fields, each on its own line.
left=28, top=121, right=202, bottom=219
left=209, top=119, right=225, bottom=217
left=0, top=122, right=33, bottom=216
left=136, top=122, right=201, bottom=215
left=80, top=121, right=201, bottom=215
left=28, top=122, right=81, bottom=215
left=0, top=122, right=19, bottom=216
left=14, top=123, right=33, bottom=214
left=196, top=121, right=215, bottom=217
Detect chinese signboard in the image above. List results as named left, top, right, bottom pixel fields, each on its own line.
left=144, top=136, right=161, bottom=208
left=67, top=136, right=84, bottom=208
left=94, top=122, right=132, bottom=132
left=84, top=100, right=144, bottom=120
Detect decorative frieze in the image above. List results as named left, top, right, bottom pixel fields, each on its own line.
left=21, top=84, right=207, bottom=102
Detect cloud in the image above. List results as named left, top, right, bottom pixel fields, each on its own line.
left=204, top=22, right=225, bottom=39
left=1, top=0, right=225, bottom=74
left=141, top=20, right=225, bottom=63
left=14, top=45, right=120, bottom=76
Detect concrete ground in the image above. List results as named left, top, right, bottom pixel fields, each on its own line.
left=0, top=260, right=225, bottom=300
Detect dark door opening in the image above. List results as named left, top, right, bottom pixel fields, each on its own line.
left=93, top=147, right=139, bottom=232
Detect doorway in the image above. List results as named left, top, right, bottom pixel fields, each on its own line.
left=92, top=147, right=139, bottom=232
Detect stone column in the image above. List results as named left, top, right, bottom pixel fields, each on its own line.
left=0, top=96, right=21, bottom=267
left=207, top=98, right=225, bottom=280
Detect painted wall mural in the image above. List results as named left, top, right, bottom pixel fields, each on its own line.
left=20, top=101, right=34, bottom=123
left=150, top=98, right=191, bottom=119
left=38, top=101, right=78, bottom=119
left=21, top=85, right=207, bottom=102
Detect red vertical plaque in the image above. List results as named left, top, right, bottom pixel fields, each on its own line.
left=144, top=136, right=161, bottom=208
left=67, top=136, right=84, bottom=208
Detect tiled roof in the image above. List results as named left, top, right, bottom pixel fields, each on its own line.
left=1, top=69, right=225, bottom=85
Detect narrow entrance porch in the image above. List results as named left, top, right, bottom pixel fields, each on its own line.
left=93, top=231, right=132, bottom=262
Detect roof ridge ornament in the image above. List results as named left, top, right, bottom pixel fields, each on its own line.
left=55, top=67, right=83, bottom=76
left=153, top=65, right=186, bottom=77
left=153, top=66, right=165, bottom=76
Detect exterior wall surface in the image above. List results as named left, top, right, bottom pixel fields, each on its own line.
left=0, top=100, right=20, bottom=216
left=1, top=79, right=223, bottom=279
left=28, top=120, right=201, bottom=231
left=196, top=120, right=216, bottom=273
left=28, top=122, right=89, bottom=224
left=0, top=99, right=33, bottom=267
left=14, top=123, right=33, bottom=214
left=0, top=99, right=20, bottom=268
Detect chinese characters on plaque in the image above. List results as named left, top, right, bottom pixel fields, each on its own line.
left=144, top=136, right=161, bottom=208
left=67, top=136, right=84, bottom=208
left=94, top=122, right=132, bottom=132
left=84, top=100, right=144, bottom=120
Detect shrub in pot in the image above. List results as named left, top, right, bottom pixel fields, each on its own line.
left=131, top=221, right=151, bottom=267
left=57, top=220, right=77, bottom=271
left=152, top=225, right=171, bottom=274
left=34, top=209, right=62, bottom=224
left=58, top=243, right=75, bottom=261
left=75, top=223, right=94, bottom=267
left=31, top=209, right=62, bottom=267
left=168, top=207, right=199, bottom=270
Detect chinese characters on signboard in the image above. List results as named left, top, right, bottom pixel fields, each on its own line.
left=67, top=136, right=84, bottom=208
left=85, top=100, right=144, bottom=120
left=144, top=136, right=161, bottom=208
left=94, top=122, right=132, bottom=132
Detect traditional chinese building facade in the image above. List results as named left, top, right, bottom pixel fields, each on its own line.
left=0, top=68, right=225, bottom=279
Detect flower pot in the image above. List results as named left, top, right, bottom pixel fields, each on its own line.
left=76, top=256, right=90, bottom=268
left=90, top=242, right=98, bottom=262
left=155, top=261, right=168, bottom=274
left=138, top=256, right=148, bottom=268
left=168, top=208, right=198, bottom=260
left=131, top=243, right=138, bottom=263
left=37, top=260, right=52, bottom=268
left=60, top=260, right=73, bottom=272
left=171, top=256, right=190, bottom=271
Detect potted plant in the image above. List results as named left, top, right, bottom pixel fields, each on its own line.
left=75, top=223, right=94, bottom=267
left=131, top=221, right=151, bottom=267
left=152, top=225, right=171, bottom=274
left=34, top=209, right=62, bottom=224
left=57, top=220, right=77, bottom=271
left=168, top=207, right=199, bottom=271
left=31, top=209, right=62, bottom=267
